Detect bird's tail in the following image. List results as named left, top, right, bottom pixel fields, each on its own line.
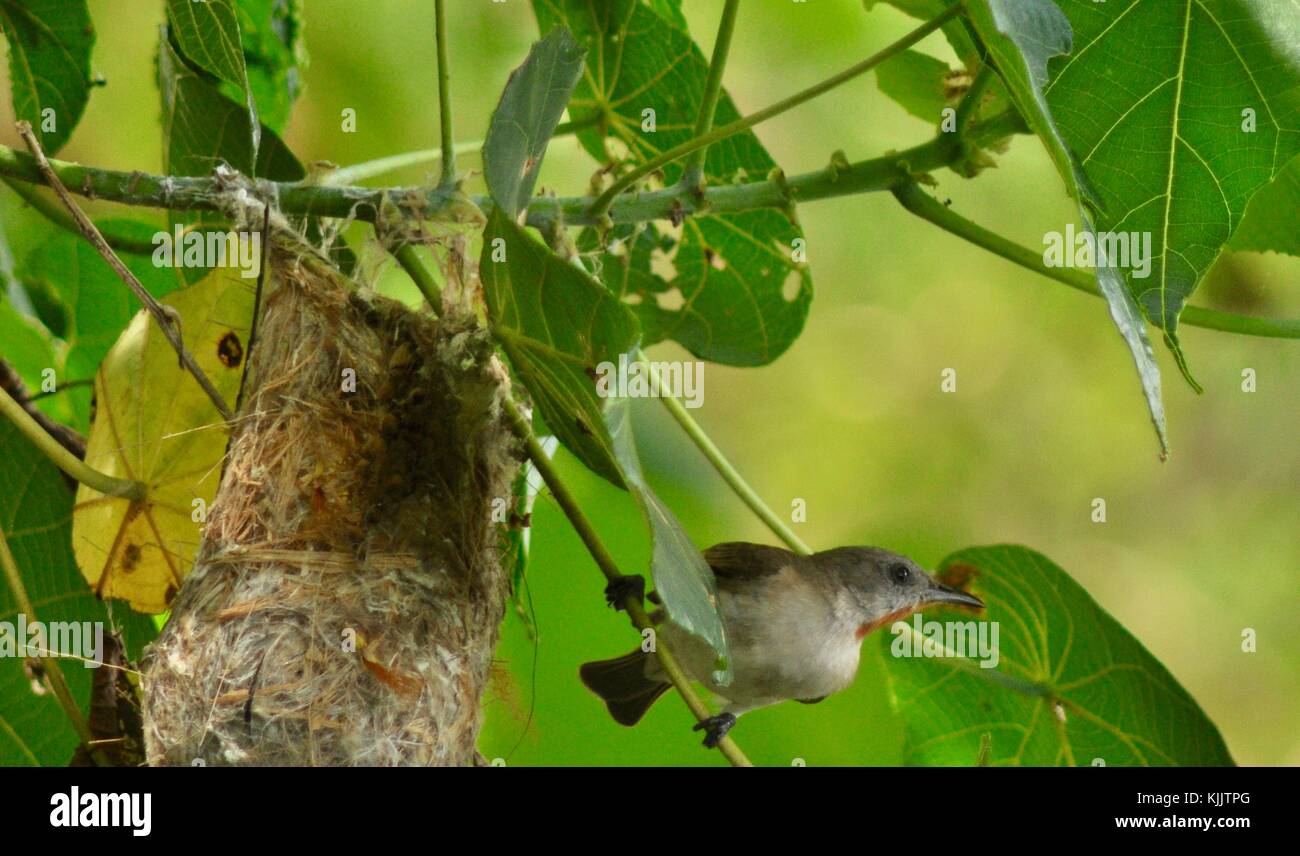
left=579, top=648, right=670, bottom=726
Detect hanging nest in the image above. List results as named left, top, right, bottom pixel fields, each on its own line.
left=142, top=224, right=520, bottom=766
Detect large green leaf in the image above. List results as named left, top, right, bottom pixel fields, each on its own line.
left=882, top=545, right=1233, bottom=766
left=1045, top=0, right=1300, bottom=338
left=485, top=27, right=587, bottom=219
left=165, top=0, right=261, bottom=159
left=965, top=0, right=1168, bottom=456
left=0, top=0, right=94, bottom=153
left=533, top=0, right=813, bottom=367
left=0, top=420, right=156, bottom=766
left=480, top=210, right=730, bottom=681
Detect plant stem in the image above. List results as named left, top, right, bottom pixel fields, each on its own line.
left=681, top=0, right=742, bottom=193
left=393, top=243, right=442, bottom=312
left=434, top=0, right=456, bottom=190
left=0, top=385, right=145, bottom=501
left=639, top=349, right=811, bottom=555
left=891, top=182, right=1300, bottom=339
left=589, top=2, right=962, bottom=218
left=498, top=393, right=753, bottom=767
left=0, top=522, right=107, bottom=765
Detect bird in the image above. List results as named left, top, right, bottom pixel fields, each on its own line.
left=579, top=542, right=985, bottom=748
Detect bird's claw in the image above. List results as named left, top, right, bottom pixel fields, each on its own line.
left=692, top=713, right=737, bottom=749
left=603, top=575, right=646, bottom=611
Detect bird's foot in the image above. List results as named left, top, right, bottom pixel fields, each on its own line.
left=692, top=712, right=737, bottom=749
left=603, top=575, right=646, bottom=611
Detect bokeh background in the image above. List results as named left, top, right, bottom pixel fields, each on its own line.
left=1, top=1, right=1295, bottom=766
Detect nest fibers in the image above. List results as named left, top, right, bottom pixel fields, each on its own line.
left=142, top=226, right=519, bottom=766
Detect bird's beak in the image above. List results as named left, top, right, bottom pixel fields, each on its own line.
left=923, top=580, right=984, bottom=610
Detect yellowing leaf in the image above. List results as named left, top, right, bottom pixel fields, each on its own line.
left=73, top=260, right=253, bottom=612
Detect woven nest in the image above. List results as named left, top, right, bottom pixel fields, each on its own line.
left=143, top=232, right=519, bottom=766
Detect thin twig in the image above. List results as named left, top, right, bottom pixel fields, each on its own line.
left=434, top=0, right=456, bottom=190
left=15, top=121, right=234, bottom=423
left=681, top=0, right=741, bottom=193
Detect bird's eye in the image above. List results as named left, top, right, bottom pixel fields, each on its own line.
left=890, top=563, right=911, bottom=584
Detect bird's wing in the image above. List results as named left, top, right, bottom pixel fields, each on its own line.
left=703, top=542, right=796, bottom=581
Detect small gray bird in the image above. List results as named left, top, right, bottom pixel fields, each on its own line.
left=580, top=542, right=984, bottom=747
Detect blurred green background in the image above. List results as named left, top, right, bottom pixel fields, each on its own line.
left=1, top=1, right=1295, bottom=766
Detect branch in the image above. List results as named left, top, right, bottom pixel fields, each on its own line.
left=0, top=110, right=1025, bottom=227
left=0, top=515, right=110, bottom=766
left=680, top=0, right=742, bottom=193
left=434, top=0, right=456, bottom=190
left=588, top=1, right=963, bottom=218
left=891, top=182, right=1300, bottom=340
left=0, top=384, right=145, bottom=501
left=393, top=243, right=443, bottom=313
left=14, top=122, right=237, bottom=421
left=498, top=393, right=753, bottom=767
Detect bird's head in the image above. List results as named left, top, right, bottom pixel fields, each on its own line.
left=811, top=547, right=985, bottom=639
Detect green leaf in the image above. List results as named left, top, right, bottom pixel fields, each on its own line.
left=882, top=545, right=1233, bottom=766
left=0, top=0, right=94, bottom=153
left=0, top=420, right=157, bottom=766
left=1045, top=0, right=1300, bottom=340
left=165, top=0, right=261, bottom=159
left=480, top=210, right=730, bottom=680
left=481, top=208, right=638, bottom=486
left=965, top=0, right=1168, bottom=456
left=877, top=50, right=957, bottom=124
left=644, top=0, right=687, bottom=31
left=159, top=34, right=303, bottom=183
left=533, top=0, right=813, bottom=367
left=606, top=398, right=730, bottom=683
left=485, top=27, right=587, bottom=219
left=1229, top=156, right=1300, bottom=256
left=233, top=0, right=307, bottom=133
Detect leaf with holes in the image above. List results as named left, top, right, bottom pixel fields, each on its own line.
left=532, top=0, right=812, bottom=366
left=882, top=545, right=1233, bottom=766
left=485, top=27, right=587, bottom=219
left=1, top=419, right=156, bottom=766
left=72, top=259, right=253, bottom=613
left=965, top=0, right=1169, bottom=456
left=0, top=0, right=94, bottom=153
left=1045, top=0, right=1300, bottom=344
